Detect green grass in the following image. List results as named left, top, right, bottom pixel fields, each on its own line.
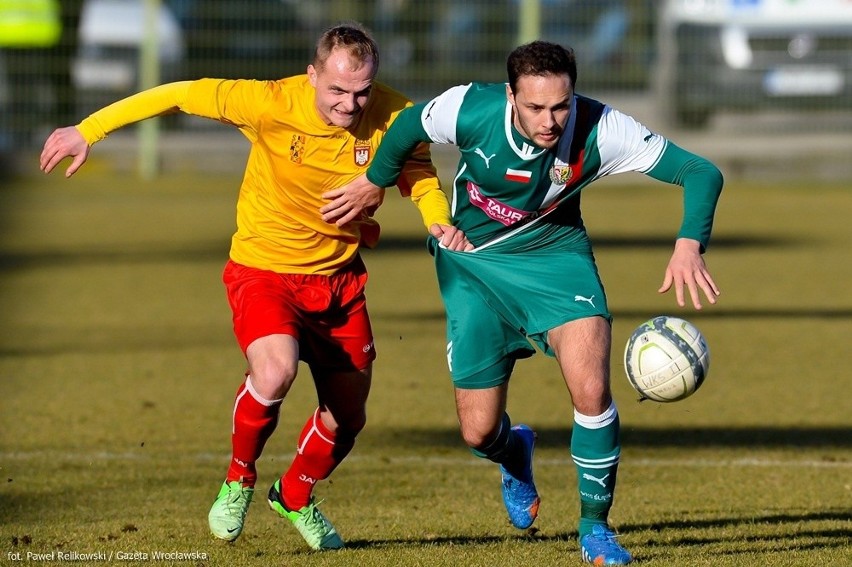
left=1, top=164, right=850, bottom=567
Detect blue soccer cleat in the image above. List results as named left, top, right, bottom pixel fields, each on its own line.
left=500, top=424, right=540, bottom=529
left=580, top=524, right=633, bottom=565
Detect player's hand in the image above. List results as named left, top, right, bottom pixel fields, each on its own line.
left=321, top=175, right=386, bottom=226
left=40, top=126, right=90, bottom=178
left=659, top=238, right=720, bottom=310
left=430, top=224, right=474, bottom=252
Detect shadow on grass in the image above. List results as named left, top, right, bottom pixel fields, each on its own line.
left=2, top=496, right=847, bottom=554
left=0, top=233, right=797, bottom=271
left=626, top=509, right=852, bottom=559
left=341, top=531, right=562, bottom=550
left=299, top=509, right=851, bottom=553
left=3, top=304, right=849, bottom=357
left=365, top=233, right=800, bottom=253
left=376, top=306, right=852, bottom=321
left=376, top=425, right=852, bottom=449
left=0, top=327, right=235, bottom=357
left=625, top=509, right=852, bottom=534
left=0, top=243, right=228, bottom=271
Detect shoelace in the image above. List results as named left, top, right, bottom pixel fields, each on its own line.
left=224, top=486, right=250, bottom=513
left=503, top=476, right=534, bottom=492
left=586, top=529, right=627, bottom=554
left=591, top=531, right=618, bottom=543
left=299, top=500, right=332, bottom=537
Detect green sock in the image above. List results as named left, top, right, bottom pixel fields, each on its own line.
left=571, top=402, right=621, bottom=538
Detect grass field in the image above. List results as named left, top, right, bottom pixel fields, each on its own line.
left=1, top=158, right=850, bottom=567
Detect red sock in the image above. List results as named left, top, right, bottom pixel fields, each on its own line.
left=226, top=376, right=281, bottom=487
left=281, top=408, right=355, bottom=510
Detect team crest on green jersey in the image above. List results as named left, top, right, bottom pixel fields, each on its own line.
left=549, top=164, right=573, bottom=185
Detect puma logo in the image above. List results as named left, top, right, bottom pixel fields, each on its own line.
left=474, top=148, right=496, bottom=168
left=582, top=472, right=610, bottom=488
left=574, top=294, right=595, bottom=308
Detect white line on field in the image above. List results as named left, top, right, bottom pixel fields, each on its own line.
left=1, top=451, right=849, bottom=468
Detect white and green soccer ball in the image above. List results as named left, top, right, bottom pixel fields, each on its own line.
left=623, top=316, right=710, bottom=402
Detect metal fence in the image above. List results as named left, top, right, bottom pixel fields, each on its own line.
left=2, top=0, right=851, bottom=154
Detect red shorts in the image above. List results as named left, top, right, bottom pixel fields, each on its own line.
left=223, top=257, right=376, bottom=371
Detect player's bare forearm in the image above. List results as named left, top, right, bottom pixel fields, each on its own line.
left=658, top=238, right=720, bottom=310
left=40, top=126, right=90, bottom=178
left=321, top=175, right=385, bottom=226
left=430, top=224, right=474, bottom=252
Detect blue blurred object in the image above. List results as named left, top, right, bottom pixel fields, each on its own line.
left=534, top=0, right=631, bottom=65
left=426, top=0, right=642, bottom=87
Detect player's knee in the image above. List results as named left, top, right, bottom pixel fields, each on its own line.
left=461, top=426, right=497, bottom=453
left=466, top=438, right=489, bottom=456
left=573, top=384, right=613, bottom=416
left=250, top=358, right=299, bottom=399
left=338, top=412, right=367, bottom=438
left=319, top=405, right=367, bottom=439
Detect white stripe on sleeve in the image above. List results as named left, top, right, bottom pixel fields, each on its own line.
left=420, top=84, right=471, bottom=145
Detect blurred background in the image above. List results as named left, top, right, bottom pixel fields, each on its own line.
left=1, top=0, right=851, bottom=179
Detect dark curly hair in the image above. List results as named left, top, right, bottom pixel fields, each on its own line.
left=507, top=40, right=577, bottom=94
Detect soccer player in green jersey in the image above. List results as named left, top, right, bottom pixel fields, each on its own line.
left=322, top=40, right=723, bottom=565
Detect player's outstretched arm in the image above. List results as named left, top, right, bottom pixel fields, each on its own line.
left=40, top=126, right=90, bottom=178
left=321, top=174, right=385, bottom=226
left=429, top=224, right=474, bottom=252
left=40, top=82, right=197, bottom=179
left=658, top=238, right=720, bottom=310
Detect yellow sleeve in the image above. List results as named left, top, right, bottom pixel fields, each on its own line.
left=397, top=142, right=452, bottom=229
left=76, top=82, right=193, bottom=145
left=409, top=182, right=452, bottom=229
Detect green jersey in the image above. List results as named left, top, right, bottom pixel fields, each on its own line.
left=368, top=82, right=722, bottom=252
left=366, top=82, right=723, bottom=385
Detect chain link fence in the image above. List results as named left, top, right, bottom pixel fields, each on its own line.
left=2, top=1, right=851, bottom=166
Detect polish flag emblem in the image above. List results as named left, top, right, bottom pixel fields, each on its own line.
left=504, top=168, right=532, bottom=183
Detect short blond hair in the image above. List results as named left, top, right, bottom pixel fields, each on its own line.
left=313, top=22, right=379, bottom=73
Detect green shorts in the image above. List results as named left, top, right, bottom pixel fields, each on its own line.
left=434, top=244, right=610, bottom=389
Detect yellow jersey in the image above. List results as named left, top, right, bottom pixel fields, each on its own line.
left=77, top=77, right=451, bottom=275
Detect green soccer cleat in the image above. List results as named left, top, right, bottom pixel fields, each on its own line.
left=208, top=480, right=254, bottom=542
left=267, top=479, right=344, bottom=550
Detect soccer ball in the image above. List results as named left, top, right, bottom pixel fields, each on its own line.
left=623, top=316, right=710, bottom=402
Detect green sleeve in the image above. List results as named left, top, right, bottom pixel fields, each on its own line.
left=646, top=142, right=724, bottom=252
left=366, top=103, right=433, bottom=188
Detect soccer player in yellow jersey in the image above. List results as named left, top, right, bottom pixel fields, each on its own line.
left=40, top=23, right=470, bottom=551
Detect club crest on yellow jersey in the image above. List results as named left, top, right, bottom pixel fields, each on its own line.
left=289, top=134, right=306, bottom=164
left=354, top=140, right=371, bottom=166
